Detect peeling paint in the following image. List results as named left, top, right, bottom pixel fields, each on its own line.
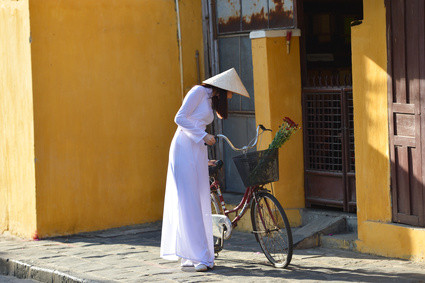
left=242, top=0, right=268, bottom=30
left=217, top=0, right=241, bottom=33
left=269, top=0, right=294, bottom=28
left=217, top=0, right=295, bottom=34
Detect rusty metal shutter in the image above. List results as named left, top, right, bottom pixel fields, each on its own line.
left=386, top=0, right=425, bottom=226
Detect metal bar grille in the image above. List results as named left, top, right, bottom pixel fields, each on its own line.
left=303, top=88, right=355, bottom=173
left=347, top=90, right=355, bottom=173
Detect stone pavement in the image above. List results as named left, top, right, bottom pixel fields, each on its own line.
left=1, top=222, right=425, bottom=282
left=0, top=275, right=37, bottom=283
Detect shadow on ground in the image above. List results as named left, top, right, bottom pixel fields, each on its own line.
left=42, top=223, right=425, bottom=282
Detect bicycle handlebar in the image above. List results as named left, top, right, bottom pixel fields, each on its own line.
left=216, top=124, right=271, bottom=153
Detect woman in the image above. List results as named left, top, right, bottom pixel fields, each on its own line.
left=160, top=68, right=249, bottom=272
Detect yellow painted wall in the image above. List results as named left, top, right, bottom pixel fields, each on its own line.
left=28, top=0, right=204, bottom=237
left=251, top=36, right=304, bottom=227
left=357, top=221, right=425, bottom=261
left=352, top=0, right=425, bottom=261
left=179, top=0, right=205, bottom=92
left=0, top=0, right=37, bottom=238
left=352, top=0, right=391, bottom=225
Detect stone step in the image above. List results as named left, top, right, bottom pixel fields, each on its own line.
left=221, top=195, right=360, bottom=252
left=292, top=216, right=347, bottom=249
left=301, top=208, right=358, bottom=233
left=320, top=232, right=358, bottom=251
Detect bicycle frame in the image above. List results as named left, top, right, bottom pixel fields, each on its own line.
left=254, top=196, right=277, bottom=234
left=210, top=124, right=293, bottom=267
left=210, top=124, right=272, bottom=225
left=210, top=178, right=266, bottom=229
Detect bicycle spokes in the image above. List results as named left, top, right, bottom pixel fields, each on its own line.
left=258, top=200, right=289, bottom=248
left=251, top=193, right=293, bottom=268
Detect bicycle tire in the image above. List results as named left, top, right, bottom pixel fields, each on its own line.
left=211, top=191, right=224, bottom=253
left=251, top=192, right=293, bottom=268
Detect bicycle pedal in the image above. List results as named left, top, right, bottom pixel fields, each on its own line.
left=214, top=242, right=223, bottom=254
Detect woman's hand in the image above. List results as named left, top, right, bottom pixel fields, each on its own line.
left=208, top=160, right=217, bottom=166
left=203, top=134, right=216, bottom=146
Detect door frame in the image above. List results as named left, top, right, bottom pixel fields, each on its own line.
left=385, top=0, right=425, bottom=227
left=298, top=0, right=358, bottom=212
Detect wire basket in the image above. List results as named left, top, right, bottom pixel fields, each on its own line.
left=232, top=148, right=279, bottom=187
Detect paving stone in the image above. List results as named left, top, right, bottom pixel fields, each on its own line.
left=0, top=224, right=425, bottom=282
left=0, top=275, right=37, bottom=282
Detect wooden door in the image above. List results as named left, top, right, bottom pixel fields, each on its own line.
left=302, top=82, right=356, bottom=212
left=386, top=0, right=425, bottom=226
left=300, top=0, right=361, bottom=212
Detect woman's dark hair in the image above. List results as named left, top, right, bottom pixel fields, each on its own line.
left=202, top=84, right=228, bottom=119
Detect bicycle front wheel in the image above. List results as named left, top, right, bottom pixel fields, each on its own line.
left=251, top=192, right=293, bottom=268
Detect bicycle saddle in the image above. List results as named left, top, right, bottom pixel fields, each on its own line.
left=208, top=160, right=223, bottom=175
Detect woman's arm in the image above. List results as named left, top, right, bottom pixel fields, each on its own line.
left=174, top=86, right=208, bottom=143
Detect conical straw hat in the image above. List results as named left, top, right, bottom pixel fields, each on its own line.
left=202, top=68, right=250, bottom=98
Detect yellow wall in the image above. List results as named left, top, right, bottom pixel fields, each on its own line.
left=352, top=0, right=391, bottom=224
left=179, top=0, right=205, bottom=92
left=27, top=0, right=204, bottom=237
left=0, top=0, right=37, bottom=238
left=352, top=0, right=425, bottom=260
left=251, top=35, right=304, bottom=227
left=357, top=221, right=425, bottom=261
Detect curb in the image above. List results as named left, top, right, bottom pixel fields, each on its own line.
left=0, top=257, right=95, bottom=283
left=320, top=233, right=358, bottom=251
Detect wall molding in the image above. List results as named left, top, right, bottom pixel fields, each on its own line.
left=249, top=29, right=301, bottom=39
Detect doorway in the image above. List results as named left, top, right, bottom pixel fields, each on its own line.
left=202, top=0, right=297, bottom=193
left=300, top=0, right=362, bottom=212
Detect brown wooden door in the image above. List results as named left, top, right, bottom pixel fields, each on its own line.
left=303, top=84, right=356, bottom=212
left=386, top=0, right=425, bottom=227
left=299, top=0, right=361, bottom=212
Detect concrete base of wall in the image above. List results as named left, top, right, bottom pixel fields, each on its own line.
left=321, top=233, right=358, bottom=251
left=357, top=221, right=425, bottom=261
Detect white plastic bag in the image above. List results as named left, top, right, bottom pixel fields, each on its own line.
left=212, top=214, right=232, bottom=240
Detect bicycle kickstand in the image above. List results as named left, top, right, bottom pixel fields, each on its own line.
left=214, top=224, right=226, bottom=257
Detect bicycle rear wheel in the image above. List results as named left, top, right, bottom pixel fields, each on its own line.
left=251, top=191, right=293, bottom=268
left=211, top=191, right=224, bottom=253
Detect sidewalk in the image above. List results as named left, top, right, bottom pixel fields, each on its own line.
left=1, top=222, right=425, bottom=282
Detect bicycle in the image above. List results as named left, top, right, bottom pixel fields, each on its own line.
left=208, top=125, right=293, bottom=268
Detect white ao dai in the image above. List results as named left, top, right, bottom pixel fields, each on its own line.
left=160, top=85, right=215, bottom=267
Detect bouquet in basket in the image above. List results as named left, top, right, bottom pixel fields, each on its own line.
left=268, top=117, right=300, bottom=150
left=241, top=117, right=300, bottom=187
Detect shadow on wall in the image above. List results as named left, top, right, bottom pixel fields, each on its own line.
left=353, top=34, right=425, bottom=258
